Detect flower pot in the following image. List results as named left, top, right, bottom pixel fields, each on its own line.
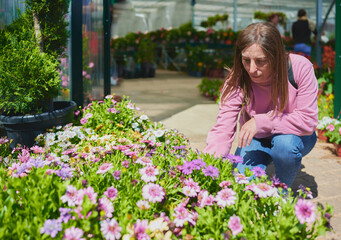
left=188, top=71, right=203, bottom=78
left=0, top=101, right=77, bottom=148
left=333, top=143, right=341, bottom=157
left=317, top=129, right=328, bottom=142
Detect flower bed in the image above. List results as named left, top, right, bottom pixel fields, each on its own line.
left=0, top=95, right=333, bottom=239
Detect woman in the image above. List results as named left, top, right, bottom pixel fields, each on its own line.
left=204, top=22, right=318, bottom=187
left=292, top=9, right=317, bottom=57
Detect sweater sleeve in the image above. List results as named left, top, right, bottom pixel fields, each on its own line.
left=253, top=56, right=318, bottom=136
left=203, top=89, right=244, bottom=157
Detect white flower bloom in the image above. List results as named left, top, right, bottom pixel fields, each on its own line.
left=132, top=122, right=139, bottom=129
left=140, top=114, right=148, bottom=120
left=154, top=129, right=165, bottom=138
left=61, top=155, right=69, bottom=162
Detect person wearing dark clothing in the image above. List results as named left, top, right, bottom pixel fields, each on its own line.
left=291, top=9, right=317, bottom=56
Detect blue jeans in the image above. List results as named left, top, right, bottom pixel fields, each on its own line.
left=235, top=133, right=317, bottom=187
left=294, top=43, right=312, bottom=56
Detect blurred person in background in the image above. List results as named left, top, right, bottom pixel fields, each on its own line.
left=292, top=9, right=317, bottom=57
left=268, top=13, right=285, bottom=37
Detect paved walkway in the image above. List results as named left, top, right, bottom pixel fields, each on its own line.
left=112, top=69, right=341, bottom=240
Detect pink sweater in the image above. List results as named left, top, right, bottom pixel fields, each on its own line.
left=204, top=53, right=318, bottom=157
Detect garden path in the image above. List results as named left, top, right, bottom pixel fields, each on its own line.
left=111, top=69, right=341, bottom=240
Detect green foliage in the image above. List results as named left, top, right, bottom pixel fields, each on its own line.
left=0, top=33, right=61, bottom=115
left=137, top=37, right=155, bottom=63
left=316, top=70, right=334, bottom=95
left=0, top=168, right=68, bottom=239
left=24, top=0, right=70, bottom=57
left=198, top=78, right=224, bottom=101
left=317, top=94, right=334, bottom=120
left=200, top=14, right=229, bottom=28
left=186, top=45, right=206, bottom=72
left=324, top=121, right=341, bottom=145
left=254, top=11, right=288, bottom=26
left=0, top=12, right=34, bottom=48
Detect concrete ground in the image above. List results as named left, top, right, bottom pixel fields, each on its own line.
left=111, top=69, right=341, bottom=240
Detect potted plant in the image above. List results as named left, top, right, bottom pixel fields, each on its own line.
left=137, top=36, right=156, bottom=78
left=323, top=120, right=341, bottom=156
left=0, top=0, right=76, bottom=148
left=186, top=45, right=206, bottom=77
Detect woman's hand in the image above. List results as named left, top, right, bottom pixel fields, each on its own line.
left=238, top=118, right=257, bottom=148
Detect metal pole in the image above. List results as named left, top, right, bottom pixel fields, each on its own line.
left=316, top=0, right=322, bottom=67
left=103, top=0, right=111, bottom=96
left=71, top=0, right=84, bottom=107
left=320, top=0, right=336, bottom=33
left=233, top=0, right=237, bottom=31
left=334, top=0, right=341, bottom=118
left=191, top=0, right=195, bottom=28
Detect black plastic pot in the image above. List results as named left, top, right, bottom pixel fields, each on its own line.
left=0, top=101, right=77, bottom=148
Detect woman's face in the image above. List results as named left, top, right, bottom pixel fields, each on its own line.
left=241, top=43, right=272, bottom=84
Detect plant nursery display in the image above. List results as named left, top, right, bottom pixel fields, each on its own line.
left=0, top=95, right=333, bottom=239
left=0, top=0, right=76, bottom=147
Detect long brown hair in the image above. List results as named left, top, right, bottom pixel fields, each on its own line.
left=221, top=22, right=288, bottom=113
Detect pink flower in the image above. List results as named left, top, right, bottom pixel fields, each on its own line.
left=234, top=173, right=249, bottom=184
left=104, top=186, right=118, bottom=200
left=113, top=170, right=121, bottom=180
left=61, top=58, right=67, bottom=64
left=135, top=156, right=153, bottom=166
left=77, top=186, right=98, bottom=205
left=98, top=197, right=114, bottom=218
left=100, top=218, right=122, bottom=240
left=96, top=163, right=113, bottom=174
left=228, top=215, right=243, bottom=236
left=82, top=71, right=87, bottom=76
left=80, top=118, right=87, bottom=125
left=326, top=124, right=335, bottom=131
left=85, top=113, right=93, bottom=119
left=182, top=186, right=198, bottom=197
left=139, top=165, right=159, bottom=182
left=18, top=149, right=30, bottom=163
left=89, top=62, right=94, bottom=68
left=63, top=226, right=85, bottom=240
left=122, top=160, right=130, bottom=168
left=173, top=204, right=196, bottom=227
left=219, top=181, right=232, bottom=188
left=134, top=219, right=149, bottom=236
left=61, top=185, right=79, bottom=207
left=197, top=190, right=215, bottom=208
left=215, top=188, right=237, bottom=208
left=252, top=183, right=278, bottom=198
left=30, top=146, right=45, bottom=154
left=295, top=199, right=316, bottom=224
left=183, top=178, right=200, bottom=192
left=142, top=183, right=165, bottom=203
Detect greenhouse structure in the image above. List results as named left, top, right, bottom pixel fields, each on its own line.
left=0, top=1, right=341, bottom=239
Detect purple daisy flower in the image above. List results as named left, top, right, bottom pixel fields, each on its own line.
left=180, top=161, right=195, bottom=175
left=251, top=166, right=266, bottom=178
left=202, top=165, right=220, bottom=180
left=191, top=159, right=206, bottom=170
left=226, top=154, right=243, bottom=164
left=40, top=219, right=62, bottom=238
left=56, top=166, right=74, bottom=180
